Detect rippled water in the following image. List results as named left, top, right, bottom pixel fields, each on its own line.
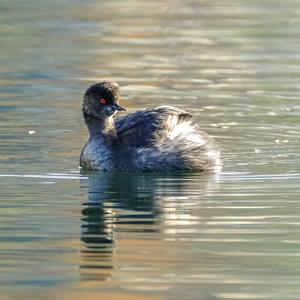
left=1, top=0, right=300, bottom=299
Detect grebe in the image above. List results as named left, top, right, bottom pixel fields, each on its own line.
left=80, top=81, right=221, bottom=172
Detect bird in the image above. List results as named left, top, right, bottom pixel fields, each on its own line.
left=80, top=81, right=221, bottom=172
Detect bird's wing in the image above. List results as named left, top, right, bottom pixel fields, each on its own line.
left=115, top=106, right=192, bottom=148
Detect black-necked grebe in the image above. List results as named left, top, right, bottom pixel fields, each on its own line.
left=80, top=81, right=221, bottom=172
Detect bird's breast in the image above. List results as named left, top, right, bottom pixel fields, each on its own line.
left=81, top=139, right=114, bottom=171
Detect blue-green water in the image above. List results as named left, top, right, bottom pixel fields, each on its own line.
left=1, top=0, right=300, bottom=299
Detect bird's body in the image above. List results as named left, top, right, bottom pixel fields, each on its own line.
left=80, top=82, right=221, bottom=172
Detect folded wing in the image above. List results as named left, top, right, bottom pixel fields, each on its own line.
left=115, top=106, right=192, bottom=148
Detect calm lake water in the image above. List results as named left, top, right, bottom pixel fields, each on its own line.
left=1, top=0, right=300, bottom=299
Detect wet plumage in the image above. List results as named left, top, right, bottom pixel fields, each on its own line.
left=80, top=81, right=221, bottom=172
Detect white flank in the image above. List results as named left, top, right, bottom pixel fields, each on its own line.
left=169, top=121, right=205, bottom=145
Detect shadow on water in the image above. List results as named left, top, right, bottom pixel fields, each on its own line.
left=79, top=171, right=219, bottom=283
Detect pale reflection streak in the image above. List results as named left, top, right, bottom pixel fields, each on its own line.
left=79, top=172, right=220, bottom=285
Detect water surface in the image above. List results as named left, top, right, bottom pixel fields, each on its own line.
left=1, top=0, right=300, bottom=299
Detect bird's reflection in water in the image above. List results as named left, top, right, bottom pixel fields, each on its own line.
left=79, top=171, right=219, bottom=283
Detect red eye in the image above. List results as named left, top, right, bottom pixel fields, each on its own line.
left=100, top=98, right=106, bottom=105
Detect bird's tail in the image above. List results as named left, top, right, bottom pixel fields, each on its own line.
left=134, top=122, right=221, bottom=172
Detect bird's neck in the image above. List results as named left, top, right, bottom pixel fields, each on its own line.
left=83, top=112, right=117, bottom=143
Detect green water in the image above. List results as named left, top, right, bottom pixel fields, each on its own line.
left=1, top=0, right=300, bottom=299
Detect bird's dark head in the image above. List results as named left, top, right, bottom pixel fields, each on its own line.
left=83, top=81, right=126, bottom=119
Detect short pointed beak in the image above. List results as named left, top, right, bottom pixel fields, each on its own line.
left=112, top=103, right=126, bottom=111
